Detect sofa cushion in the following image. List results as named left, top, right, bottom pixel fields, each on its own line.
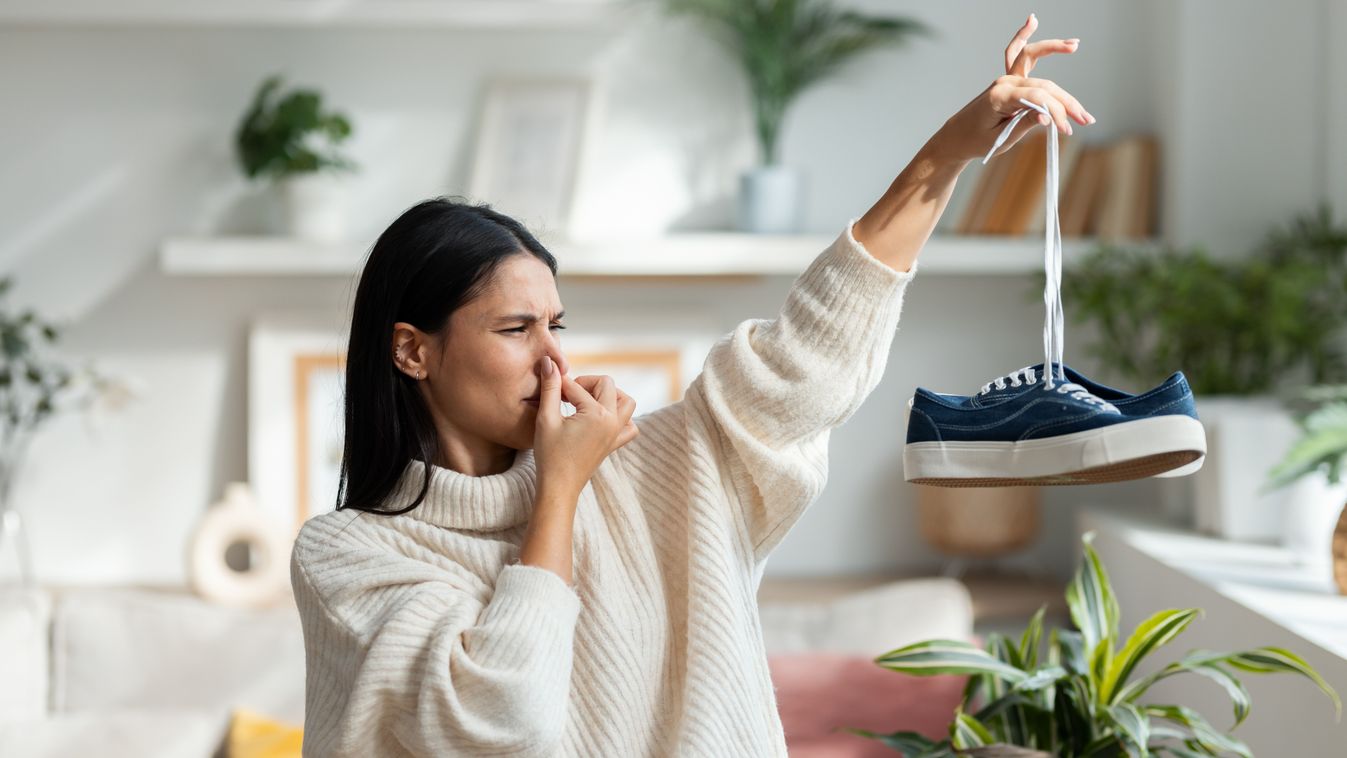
left=769, top=652, right=967, bottom=758
left=759, top=577, right=974, bottom=654
left=0, top=588, right=50, bottom=721
left=51, top=588, right=305, bottom=723
left=0, top=708, right=227, bottom=758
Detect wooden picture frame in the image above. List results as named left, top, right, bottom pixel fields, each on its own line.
left=248, top=312, right=348, bottom=534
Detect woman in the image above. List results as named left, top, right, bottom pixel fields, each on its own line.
left=291, top=15, right=1092, bottom=757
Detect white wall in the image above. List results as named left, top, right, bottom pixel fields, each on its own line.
left=0, top=1, right=1338, bottom=587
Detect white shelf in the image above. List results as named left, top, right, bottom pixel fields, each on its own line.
left=0, top=0, right=625, bottom=29
left=1081, top=506, right=1347, bottom=661
left=159, top=233, right=1112, bottom=278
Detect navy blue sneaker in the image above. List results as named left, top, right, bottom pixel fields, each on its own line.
left=905, top=102, right=1207, bottom=486
left=903, top=363, right=1206, bottom=487
left=1032, top=363, right=1204, bottom=478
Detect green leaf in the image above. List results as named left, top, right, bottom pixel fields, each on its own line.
left=1217, top=647, right=1341, bottom=720
left=950, top=710, right=995, bottom=750
left=1142, top=704, right=1251, bottom=758
left=1102, top=702, right=1149, bottom=757
left=1180, top=663, right=1251, bottom=729
left=839, top=727, right=951, bottom=756
left=1012, top=666, right=1069, bottom=694
left=876, top=639, right=1029, bottom=684
left=1101, top=608, right=1201, bottom=704
left=1265, top=402, right=1347, bottom=490
left=1019, top=605, right=1047, bottom=670
left=1067, top=532, right=1121, bottom=660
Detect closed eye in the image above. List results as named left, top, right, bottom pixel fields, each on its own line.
left=505, top=325, right=566, bottom=333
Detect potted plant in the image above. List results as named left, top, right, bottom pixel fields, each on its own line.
left=657, top=0, right=928, bottom=233
left=1055, top=205, right=1347, bottom=541
left=1264, top=384, right=1347, bottom=592
left=0, top=278, right=132, bottom=588
left=850, top=532, right=1341, bottom=756
left=234, top=74, right=358, bottom=242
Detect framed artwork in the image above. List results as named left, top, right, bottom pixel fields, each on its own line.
left=467, top=76, right=598, bottom=235
left=249, top=312, right=349, bottom=533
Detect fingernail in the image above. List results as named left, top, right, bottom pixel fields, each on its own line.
left=1085, top=111, right=1097, bottom=124
left=1066, top=123, right=1073, bottom=135
left=543, top=357, right=553, bottom=376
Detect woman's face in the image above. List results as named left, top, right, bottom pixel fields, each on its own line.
left=394, top=254, right=571, bottom=458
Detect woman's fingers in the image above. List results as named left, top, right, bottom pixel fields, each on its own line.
left=614, top=420, right=640, bottom=449
left=1011, top=86, right=1073, bottom=135
left=1020, top=77, right=1094, bottom=124
left=1004, top=13, right=1038, bottom=73
left=1008, top=39, right=1080, bottom=77
left=1003, top=13, right=1081, bottom=77
left=560, top=373, right=598, bottom=410
left=573, top=374, right=623, bottom=412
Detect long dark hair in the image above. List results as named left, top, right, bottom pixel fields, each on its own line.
left=336, top=197, right=557, bottom=517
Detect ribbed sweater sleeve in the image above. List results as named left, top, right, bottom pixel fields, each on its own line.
left=291, top=529, right=582, bottom=757
left=693, top=218, right=917, bottom=562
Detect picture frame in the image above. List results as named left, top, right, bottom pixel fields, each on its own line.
left=467, top=76, right=599, bottom=237
left=248, top=312, right=349, bottom=534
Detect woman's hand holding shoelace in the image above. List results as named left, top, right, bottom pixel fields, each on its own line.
left=853, top=13, right=1093, bottom=273
left=928, top=13, right=1095, bottom=164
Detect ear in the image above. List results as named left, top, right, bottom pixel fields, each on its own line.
left=391, top=322, right=432, bottom=380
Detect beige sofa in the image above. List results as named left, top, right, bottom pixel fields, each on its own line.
left=0, top=578, right=972, bottom=757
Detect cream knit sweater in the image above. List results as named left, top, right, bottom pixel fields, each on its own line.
left=290, top=219, right=917, bottom=757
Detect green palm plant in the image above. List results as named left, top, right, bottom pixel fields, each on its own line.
left=849, top=533, right=1341, bottom=757
left=1265, top=384, right=1347, bottom=491
left=657, top=0, right=929, bottom=165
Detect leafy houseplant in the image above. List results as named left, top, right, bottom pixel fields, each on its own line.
left=234, top=75, right=358, bottom=241
left=852, top=532, right=1341, bottom=757
left=1055, top=204, right=1347, bottom=397
left=0, top=278, right=130, bottom=587
left=1264, top=384, right=1347, bottom=593
left=657, top=0, right=928, bottom=232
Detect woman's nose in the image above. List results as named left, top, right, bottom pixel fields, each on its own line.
left=544, top=337, right=569, bottom=376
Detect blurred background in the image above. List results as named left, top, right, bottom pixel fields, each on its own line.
left=1, top=1, right=1345, bottom=756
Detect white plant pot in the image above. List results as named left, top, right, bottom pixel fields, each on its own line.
left=1280, top=472, right=1347, bottom=582
left=281, top=172, right=350, bottom=242
left=1190, top=395, right=1302, bottom=541
left=738, top=165, right=801, bottom=234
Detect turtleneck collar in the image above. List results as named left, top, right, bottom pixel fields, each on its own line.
left=383, top=447, right=538, bottom=531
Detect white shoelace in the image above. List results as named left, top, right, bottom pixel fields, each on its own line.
left=982, top=98, right=1065, bottom=390
left=978, top=364, right=1118, bottom=411
left=976, top=101, right=1119, bottom=414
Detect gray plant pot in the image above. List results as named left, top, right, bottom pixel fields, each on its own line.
left=738, top=164, right=801, bottom=234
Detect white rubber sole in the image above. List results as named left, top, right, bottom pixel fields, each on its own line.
left=904, top=415, right=1207, bottom=487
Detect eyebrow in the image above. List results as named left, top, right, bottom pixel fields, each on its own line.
left=492, top=310, right=566, bottom=325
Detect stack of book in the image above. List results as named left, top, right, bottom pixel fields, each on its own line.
left=954, top=132, right=1158, bottom=239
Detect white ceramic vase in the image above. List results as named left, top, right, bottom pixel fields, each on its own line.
left=738, top=164, right=801, bottom=234
left=1190, top=396, right=1302, bottom=541
left=1279, top=471, right=1347, bottom=585
left=280, top=172, right=350, bottom=242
